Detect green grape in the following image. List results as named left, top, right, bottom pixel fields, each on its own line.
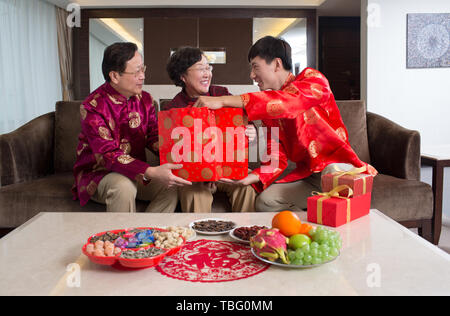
left=291, top=258, right=303, bottom=266
left=324, top=254, right=333, bottom=262
left=310, top=248, right=319, bottom=257
left=336, top=239, right=343, bottom=250
left=295, top=249, right=304, bottom=260
left=301, top=244, right=310, bottom=253
left=320, top=244, right=330, bottom=253
left=312, top=256, right=322, bottom=265
left=330, top=247, right=339, bottom=257
left=316, top=250, right=323, bottom=258
left=288, top=250, right=296, bottom=262
left=308, top=228, right=316, bottom=239
left=310, top=241, right=319, bottom=249
left=304, top=254, right=312, bottom=264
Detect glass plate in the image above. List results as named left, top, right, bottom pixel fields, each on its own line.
left=189, top=218, right=237, bottom=235
left=251, top=248, right=339, bottom=268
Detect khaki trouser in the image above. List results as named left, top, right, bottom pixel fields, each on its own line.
left=91, top=172, right=178, bottom=213
left=255, top=163, right=355, bottom=212
left=179, top=182, right=257, bottom=213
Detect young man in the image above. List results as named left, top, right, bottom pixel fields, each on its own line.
left=194, top=36, right=376, bottom=212
left=72, top=42, right=191, bottom=213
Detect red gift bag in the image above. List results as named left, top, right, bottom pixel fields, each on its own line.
left=158, top=107, right=248, bottom=182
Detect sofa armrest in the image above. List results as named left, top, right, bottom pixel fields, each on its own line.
left=367, top=112, right=420, bottom=181
left=0, top=112, right=55, bottom=186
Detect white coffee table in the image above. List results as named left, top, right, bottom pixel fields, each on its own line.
left=0, top=210, right=449, bottom=296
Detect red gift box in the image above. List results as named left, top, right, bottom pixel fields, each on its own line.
left=321, top=167, right=373, bottom=198
left=158, top=107, right=248, bottom=182
left=307, top=186, right=371, bottom=227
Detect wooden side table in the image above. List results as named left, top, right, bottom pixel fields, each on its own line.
left=421, top=151, right=450, bottom=245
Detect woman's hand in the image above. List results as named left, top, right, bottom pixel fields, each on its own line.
left=193, top=96, right=225, bottom=110
left=218, top=173, right=260, bottom=186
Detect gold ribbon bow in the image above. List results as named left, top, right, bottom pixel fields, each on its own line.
left=330, top=165, right=368, bottom=194
left=311, top=185, right=353, bottom=225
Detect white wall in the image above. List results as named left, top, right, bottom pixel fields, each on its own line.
left=363, top=0, right=450, bottom=149
left=362, top=0, right=450, bottom=218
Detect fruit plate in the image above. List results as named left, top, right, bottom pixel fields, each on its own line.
left=189, top=218, right=237, bottom=235
left=250, top=248, right=339, bottom=269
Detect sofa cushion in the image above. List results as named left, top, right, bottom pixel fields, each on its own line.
left=0, top=172, right=154, bottom=228
left=371, top=174, right=433, bottom=222
left=336, top=100, right=371, bottom=164
left=54, top=101, right=82, bottom=173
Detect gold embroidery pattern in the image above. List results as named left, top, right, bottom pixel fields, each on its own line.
left=267, top=100, right=284, bottom=117
left=99, top=126, right=113, bottom=141
left=128, top=112, right=141, bottom=129
left=241, top=94, right=250, bottom=107
left=283, top=84, right=299, bottom=95
left=304, top=69, right=323, bottom=79
left=117, top=155, right=135, bottom=164
left=335, top=127, right=347, bottom=142
left=109, top=118, right=116, bottom=131
left=120, top=139, right=131, bottom=154
left=108, top=94, right=122, bottom=105
left=80, top=104, right=87, bottom=120
left=303, top=108, right=318, bottom=125
left=310, top=83, right=324, bottom=100
left=308, top=140, right=320, bottom=158
left=77, top=143, right=88, bottom=156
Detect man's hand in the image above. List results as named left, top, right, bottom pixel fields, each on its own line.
left=245, top=124, right=257, bottom=143
left=217, top=173, right=260, bottom=186
left=193, top=95, right=243, bottom=110
left=145, top=164, right=192, bottom=188
left=193, top=96, right=225, bottom=110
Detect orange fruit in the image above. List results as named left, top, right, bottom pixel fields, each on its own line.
left=272, top=211, right=302, bottom=237
left=299, top=223, right=314, bottom=237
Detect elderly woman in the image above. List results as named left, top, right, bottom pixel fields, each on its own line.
left=165, top=46, right=257, bottom=213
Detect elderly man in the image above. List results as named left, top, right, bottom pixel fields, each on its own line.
left=72, top=42, right=191, bottom=213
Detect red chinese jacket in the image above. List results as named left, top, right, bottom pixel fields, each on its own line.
left=241, top=68, right=376, bottom=193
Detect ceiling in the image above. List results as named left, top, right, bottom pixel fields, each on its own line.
left=45, top=0, right=360, bottom=16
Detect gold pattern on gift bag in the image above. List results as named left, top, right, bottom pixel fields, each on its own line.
left=128, top=112, right=141, bottom=128
left=178, top=169, right=189, bottom=180
left=267, top=99, right=284, bottom=117
left=232, top=114, right=244, bottom=127
left=182, top=115, right=194, bottom=128
left=223, top=166, right=232, bottom=177
left=164, top=117, right=172, bottom=129
left=201, top=168, right=213, bottom=180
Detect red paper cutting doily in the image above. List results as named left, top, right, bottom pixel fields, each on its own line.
left=155, top=239, right=270, bottom=283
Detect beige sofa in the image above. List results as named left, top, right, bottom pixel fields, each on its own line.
left=0, top=100, right=436, bottom=242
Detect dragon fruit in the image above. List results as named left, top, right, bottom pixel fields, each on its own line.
left=250, top=228, right=289, bottom=264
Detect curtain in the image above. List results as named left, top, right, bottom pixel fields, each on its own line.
left=56, top=6, right=74, bottom=101
left=0, top=0, right=62, bottom=134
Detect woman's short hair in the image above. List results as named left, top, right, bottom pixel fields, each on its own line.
left=166, top=47, right=204, bottom=88
left=248, top=36, right=292, bottom=71
left=102, top=42, right=138, bottom=82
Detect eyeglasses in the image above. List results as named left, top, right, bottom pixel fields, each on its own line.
left=189, top=65, right=213, bottom=74
left=122, top=65, right=147, bottom=77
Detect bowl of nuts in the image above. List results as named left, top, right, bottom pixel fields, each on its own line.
left=118, top=247, right=169, bottom=269
left=189, top=218, right=237, bottom=235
